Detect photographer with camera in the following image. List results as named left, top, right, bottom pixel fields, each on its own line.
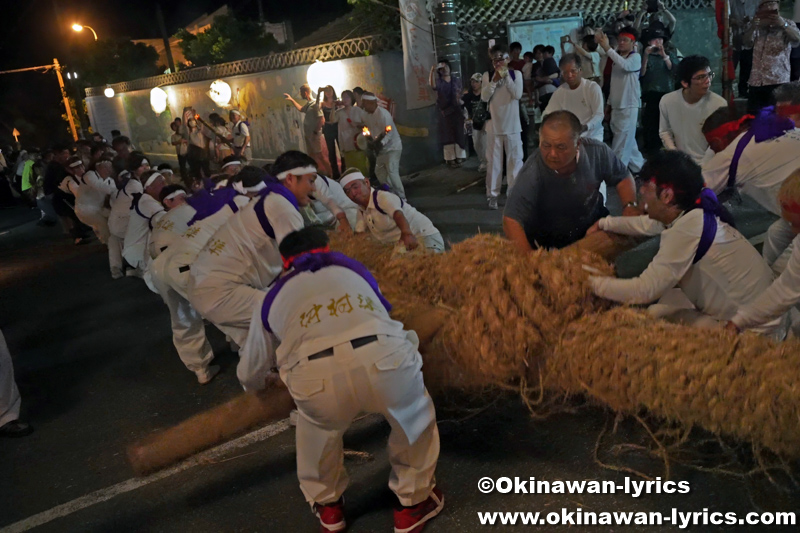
left=744, top=0, right=800, bottom=112
left=640, top=24, right=680, bottom=154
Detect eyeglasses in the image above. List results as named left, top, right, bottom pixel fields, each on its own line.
left=691, top=72, right=715, bottom=83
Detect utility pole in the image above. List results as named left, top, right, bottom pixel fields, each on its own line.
left=257, top=0, right=265, bottom=22
left=433, top=0, right=462, bottom=80
left=54, top=58, right=79, bottom=141
left=156, top=3, right=176, bottom=73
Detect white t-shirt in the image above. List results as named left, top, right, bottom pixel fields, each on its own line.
left=123, top=193, right=165, bottom=268
left=190, top=192, right=304, bottom=291
left=607, top=49, right=642, bottom=109
left=232, top=120, right=250, bottom=148
left=332, top=106, right=366, bottom=152
left=587, top=51, right=602, bottom=78
left=702, top=128, right=800, bottom=216
left=363, top=107, right=401, bottom=152
left=543, top=79, right=605, bottom=142
left=356, top=189, right=439, bottom=244
left=592, top=211, right=784, bottom=336
left=659, top=89, right=728, bottom=164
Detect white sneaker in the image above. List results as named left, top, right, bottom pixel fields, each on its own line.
left=289, top=409, right=299, bottom=427
left=478, top=164, right=487, bottom=174
left=487, top=197, right=499, bottom=210
left=195, top=365, right=220, bottom=385
left=111, top=268, right=124, bottom=280
left=125, top=268, right=143, bottom=278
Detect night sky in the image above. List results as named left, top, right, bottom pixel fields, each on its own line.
left=0, top=0, right=350, bottom=148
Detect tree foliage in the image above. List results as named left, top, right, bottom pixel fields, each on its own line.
left=72, top=39, right=160, bottom=88
left=175, top=15, right=281, bottom=67
left=346, top=0, right=490, bottom=37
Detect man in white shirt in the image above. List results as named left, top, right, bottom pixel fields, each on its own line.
left=481, top=44, right=524, bottom=210
left=543, top=54, right=604, bottom=142
left=188, top=153, right=314, bottom=348
left=588, top=150, right=785, bottom=337
left=229, top=110, right=252, bottom=162
left=728, top=169, right=800, bottom=335
left=595, top=27, right=646, bottom=174
left=340, top=170, right=445, bottom=252
left=123, top=170, right=166, bottom=273
left=149, top=185, right=219, bottom=384
left=702, top=82, right=800, bottom=273
left=238, top=227, right=442, bottom=533
left=361, top=93, right=406, bottom=199
left=308, top=173, right=359, bottom=231
left=659, top=55, right=728, bottom=164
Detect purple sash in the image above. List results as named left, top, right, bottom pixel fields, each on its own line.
left=372, top=188, right=403, bottom=216
left=693, top=188, right=734, bottom=264
left=261, top=251, right=392, bottom=333
left=186, top=188, right=242, bottom=226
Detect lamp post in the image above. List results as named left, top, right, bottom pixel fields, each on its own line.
left=71, top=23, right=98, bottom=41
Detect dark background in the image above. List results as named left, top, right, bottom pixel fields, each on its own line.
left=0, top=0, right=350, bottom=149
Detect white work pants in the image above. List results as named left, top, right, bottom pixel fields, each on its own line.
left=472, top=129, right=487, bottom=169
left=75, top=206, right=110, bottom=244
left=189, top=278, right=266, bottom=349
left=151, top=271, right=215, bottom=374
left=443, top=144, right=466, bottom=161
left=485, top=132, right=523, bottom=199
left=610, top=107, right=644, bottom=173
left=0, top=329, right=21, bottom=427
left=375, top=149, right=406, bottom=199
left=107, top=234, right=124, bottom=273
left=282, top=335, right=439, bottom=507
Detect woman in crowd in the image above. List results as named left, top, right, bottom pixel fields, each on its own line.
left=209, top=113, right=232, bottom=164
left=330, top=90, right=368, bottom=175
left=185, top=116, right=211, bottom=179
left=429, top=60, right=467, bottom=167
left=320, top=85, right=342, bottom=180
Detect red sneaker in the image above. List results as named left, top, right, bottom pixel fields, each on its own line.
left=314, top=497, right=346, bottom=532
left=393, top=487, right=444, bottom=533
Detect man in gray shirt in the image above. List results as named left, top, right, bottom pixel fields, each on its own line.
left=504, top=111, right=640, bottom=250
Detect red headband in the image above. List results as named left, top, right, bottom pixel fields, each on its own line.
left=777, top=104, right=800, bottom=117
left=619, top=32, right=636, bottom=42
left=705, top=115, right=754, bottom=143
left=281, top=246, right=331, bottom=270
left=781, top=200, right=800, bottom=214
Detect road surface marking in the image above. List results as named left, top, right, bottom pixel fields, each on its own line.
left=1, top=420, right=291, bottom=533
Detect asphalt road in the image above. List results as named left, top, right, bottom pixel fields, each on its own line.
left=1, top=161, right=796, bottom=533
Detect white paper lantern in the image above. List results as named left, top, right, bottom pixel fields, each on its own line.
left=150, top=87, right=168, bottom=114
left=104, top=87, right=115, bottom=98
left=209, top=79, right=232, bottom=107
left=306, top=60, right=346, bottom=97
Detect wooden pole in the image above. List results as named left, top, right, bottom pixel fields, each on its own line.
left=54, top=58, right=79, bottom=141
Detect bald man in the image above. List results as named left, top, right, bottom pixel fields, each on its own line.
left=504, top=110, right=639, bottom=251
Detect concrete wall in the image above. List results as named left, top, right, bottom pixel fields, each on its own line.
left=85, top=51, right=440, bottom=173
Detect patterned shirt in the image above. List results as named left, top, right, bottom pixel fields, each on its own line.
left=749, top=22, right=800, bottom=86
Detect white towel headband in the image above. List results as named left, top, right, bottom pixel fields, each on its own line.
left=222, top=160, right=242, bottom=169
left=339, top=171, right=366, bottom=189
left=164, top=190, right=186, bottom=201
left=144, top=172, right=163, bottom=188
left=276, top=165, right=316, bottom=180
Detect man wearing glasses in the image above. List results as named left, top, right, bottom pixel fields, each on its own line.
left=658, top=55, right=728, bottom=164
left=481, top=44, right=524, bottom=210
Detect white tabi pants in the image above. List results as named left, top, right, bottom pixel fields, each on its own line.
left=107, top=234, right=124, bottom=273
left=443, top=144, right=466, bottom=161
left=281, top=333, right=439, bottom=507
left=472, top=128, right=487, bottom=169
left=75, top=206, right=110, bottom=244
left=151, top=269, right=215, bottom=374
left=763, top=217, right=795, bottom=276
left=0, top=329, right=22, bottom=427
left=485, top=132, right=523, bottom=199
left=375, top=149, right=406, bottom=200
left=188, top=278, right=267, bottom=349
left=610, top=107, right=644, bottom=173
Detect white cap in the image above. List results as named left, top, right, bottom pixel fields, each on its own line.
left=230, top=109, right=242, bottom=116
left=339, top=171, right=366, bottom=190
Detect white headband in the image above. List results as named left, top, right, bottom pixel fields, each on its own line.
left=141, top=158, right=149, bottom=167
left=234, top=181, right=266, bottom=194
left=339, top=171, right=366, bottom=189
left=222, top=160, right=242, bottom=169
left=160, top=168, right=173, bottom=175
left=68, top=160, right=83, bottom=168
left=144, top=172, right=163, bottom=188
left=361, top=95, right=378, bottom=101
left=230, top=109, right=241, bottom=116
left=276, top=165, right=316, bottom=180
left=164, top=190, right=186, bottom=201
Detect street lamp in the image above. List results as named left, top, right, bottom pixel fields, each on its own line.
left=72, top=23, right=98, bottom=41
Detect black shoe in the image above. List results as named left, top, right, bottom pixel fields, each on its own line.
left=0, top=420, right=33, bottom=438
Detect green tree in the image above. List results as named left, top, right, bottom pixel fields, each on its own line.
left=175, top=15, right=281, bottom=67
left=72, top=39, right=160, bottom=88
